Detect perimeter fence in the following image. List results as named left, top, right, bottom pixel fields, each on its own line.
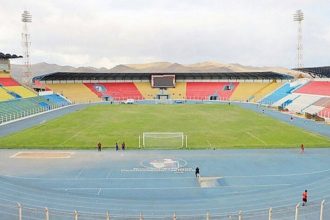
left=0, top=200, right=328, bottom=220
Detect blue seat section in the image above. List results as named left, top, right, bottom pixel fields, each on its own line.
left=42, top=94, right=71, bottom=106
left=260, top=83, right=301, bottom=105
left=0, top=95, right=70, bottom=122
left=7, top=91, right=21, bottom=99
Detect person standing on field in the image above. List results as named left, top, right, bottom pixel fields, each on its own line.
left=97, top=142, right=102, bottom=152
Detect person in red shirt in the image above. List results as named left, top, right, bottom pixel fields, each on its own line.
left=302, top=190, right=308, bottom=206
left=301, top=144, right=304, bottom=153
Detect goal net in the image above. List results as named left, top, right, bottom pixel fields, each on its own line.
left=140, top=132, right=187, bottom=149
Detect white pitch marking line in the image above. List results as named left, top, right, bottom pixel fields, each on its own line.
left=246, top=131, right=267, bottom=145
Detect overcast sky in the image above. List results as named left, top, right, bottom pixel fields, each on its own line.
left=1, top=0, right=330, bottom=68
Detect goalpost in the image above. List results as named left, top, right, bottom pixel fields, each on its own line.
left=139, top=132, right=188, bottom=149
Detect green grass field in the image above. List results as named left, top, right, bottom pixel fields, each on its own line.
left=0, top=104, right=329, bottom=149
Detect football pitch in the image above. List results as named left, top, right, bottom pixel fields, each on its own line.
left=0, top=104, right=329, bottom=149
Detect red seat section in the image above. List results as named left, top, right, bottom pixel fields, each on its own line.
left=295, top=81, right=330, bottom=96
left=186, top=82, right=239, bottom=100
left=84, top=83, right=143, bottom=100
left=0, top=78, right=20, bottom=86
left=318, top=107, right=330, bottom=118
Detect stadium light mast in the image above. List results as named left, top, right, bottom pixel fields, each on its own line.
left=21, top=10, right=32, bottom=84
left=293, top=10, right=304, bottom=68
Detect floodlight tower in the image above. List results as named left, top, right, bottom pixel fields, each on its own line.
left=293, top=10, right=304, bottom=68
left=21, top=10, right=32, bottom=84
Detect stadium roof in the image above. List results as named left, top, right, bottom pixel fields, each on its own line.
left=34, top=71, right=293, bottom=81
left=0, top=52, right=23, bottom=59
left=293, top=66, right=330, bottom=78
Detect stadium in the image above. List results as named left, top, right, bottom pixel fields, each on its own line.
left=1, top=3, right=330, bottom=220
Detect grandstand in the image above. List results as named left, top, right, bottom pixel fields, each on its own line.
left=46, top=83, right=101, bottom=103
left=295, top=81, right=330, bottom=96
left=266, top=80, right=330, bottom=117
left=0, top=52, right=71, bottom=124
left=0, top=94, right=70, bottom=123
left=260, top=79, right=308, bottom=105
left=34, top=71, right=292, bottom=102
left=295, top=66, right=330, bottom=78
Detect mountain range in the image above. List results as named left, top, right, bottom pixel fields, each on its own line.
left=10, top=61, right=306, bottom=81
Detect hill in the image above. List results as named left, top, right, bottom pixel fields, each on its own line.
left=10, top=61, right=308, bottom=82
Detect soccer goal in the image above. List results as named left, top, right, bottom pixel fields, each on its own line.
left=139, top=132, right=188, bottom=149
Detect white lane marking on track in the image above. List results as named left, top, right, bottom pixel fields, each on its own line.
left=3, top=167, right=330, bottom=180
left=245, top=131, right=267, bottom=145
left=9, top=152, right=21, bottom=158
left=57, top=183, right=291, bottom=191
left=97, top=188, right=102, bottom=195
left=1, top=175, right=195, bottom=180
left=0, top=174, right=329, bottom=211
left=106, top=171, right=112, bottom=178
left=225, top=168, right=330, bottom=178
left=75, top=169, right=84, bottom=179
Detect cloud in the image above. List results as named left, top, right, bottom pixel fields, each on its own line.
left=2, top=0, right=330, bottom=68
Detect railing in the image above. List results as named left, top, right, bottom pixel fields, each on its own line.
left=0, top=104, right=70, bottom=125
left=0, top=200, right=328, bottom=220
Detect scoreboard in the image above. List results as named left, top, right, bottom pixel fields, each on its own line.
left=151, top=75, right=175, bottom=88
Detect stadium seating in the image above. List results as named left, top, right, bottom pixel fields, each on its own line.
left=0, top=94, right=70, bottom=123
left=262, top=79, right=309, bottom=106
left=294, top=81, right=330, bottom=96
left=230, top=82, right=277, bottom=102
left=186, top=82, right=238, bottom=100
left=134, top=82, right=159, bottom=99
left=85, top=83, right=143, bottom=100
left=261, top=83, right=292, bottom=105
left=0, top=76, right=37, bottom=101
left=0, top=77, right=20, bottom=86
left=272, top=93, right=300, bottom=108
left=318, top=107, right=330, bottom=118
left=286, top=95, right=321, bottom=113
left=0, top=71, right=11, bottom=78
left=42, top=94, right=71, bottom=106
left=309, top=97, right=330, bottom=117
left=6, top=86, right=36, bottom=98
left=0, top=87, right=13, bottom=101
left=249, top=82, right=283, bottom=102
left=313, top=97, right=330, bottom=108
left=167, top=82, right=186, bottom=99
left=46, top=83, right=101, bottom=103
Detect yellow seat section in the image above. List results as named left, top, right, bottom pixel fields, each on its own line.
left=7, top=86, right=36, bottom=98
left=134, top=82, right=159, bottom=99
left=251, top=82, right=283, bottom=102
left=0, top=72, right=11, bottom=78
left=230, top=82, right=273, bottom=102
left=46, top=83, right=101, bottom=103
left=167, top=82, right=186, bottom=99
left=0, top=88, right=13, bottom=101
